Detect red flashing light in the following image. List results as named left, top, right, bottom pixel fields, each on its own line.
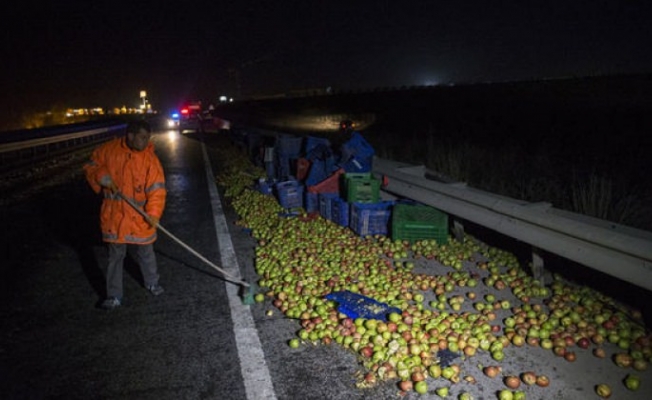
left=180, top=108, right=189, bottom=115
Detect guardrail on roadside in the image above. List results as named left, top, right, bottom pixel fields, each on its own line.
left=0, top=123, right=126, bottom=167
left=373, top=157, right=652, bottom=292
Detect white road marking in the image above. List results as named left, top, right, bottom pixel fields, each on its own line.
left=201, top=142, right=277, bottom=400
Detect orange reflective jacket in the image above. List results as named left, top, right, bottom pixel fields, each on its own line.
left=84, top=137, right=166, bottom=244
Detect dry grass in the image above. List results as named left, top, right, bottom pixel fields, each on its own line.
left=401, top=134, right=651, bottom=231
left=570, top=174, right=644, bottom=225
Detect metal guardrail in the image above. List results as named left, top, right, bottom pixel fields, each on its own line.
left=0, top=123, right=126, bottom=167
left=373, top=157, right=652, bottom=292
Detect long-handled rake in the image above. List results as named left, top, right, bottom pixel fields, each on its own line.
left=116, top=191, right=256, bottom=305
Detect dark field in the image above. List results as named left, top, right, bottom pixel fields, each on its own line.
left=217, top=74, right=652, bottom=231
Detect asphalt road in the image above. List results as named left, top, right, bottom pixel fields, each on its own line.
left=1, top=129, right=651, bottom=400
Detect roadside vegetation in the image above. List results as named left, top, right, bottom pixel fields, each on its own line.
left=368, top=121, right=651, bottom=233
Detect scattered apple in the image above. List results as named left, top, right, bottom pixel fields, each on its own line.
left=535, top=375, right=550, bottom=387
left=614, top=353, right=634, bottom=368
left=577, top=337, right=590, bottom=349
left=504, top=375, right=521, bottom=389
left=593, top=348, right=606, bottom=358
left=633, top=359, right=648, bottom=371
left=483, top=366, right=501, bottom=378
left=414, top=380, right=428, bottom=394
left=398, top=380, right=412, bottom=392
left=520, top=371, right=537, bottom=385
left=498, top=389, right=513, bottom=400
left=595, top=384, right=611, bottom=398
left=564, top=351, right=577, bottom=362
left=435, top=386, right=449, bottom=397
left=624, top=374, right=640, bottom=391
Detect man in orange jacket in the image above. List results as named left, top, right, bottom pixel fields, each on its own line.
left=84, top=120, right=167, bottom=310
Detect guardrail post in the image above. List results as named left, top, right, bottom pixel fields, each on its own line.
left=531, top=246, right=545, bottom=284
left=452, top=220, right=465, bottom=242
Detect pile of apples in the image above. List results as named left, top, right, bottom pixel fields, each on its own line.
left=215, top=140, right=651, bottom=398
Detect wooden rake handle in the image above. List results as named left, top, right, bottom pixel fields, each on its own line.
left=115, top=191, right=249, bottom=288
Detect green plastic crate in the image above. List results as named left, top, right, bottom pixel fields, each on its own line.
left=343, top=172, right=372, bottom=181
left=392, top=203, right=449, bottom=244
left=344, top=173, right=380, bottom=203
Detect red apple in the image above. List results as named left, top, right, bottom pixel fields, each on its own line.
left=577, top=337, right=591, bottom=349
left=564, top=351, right=577, bottom=362
left=483, top=366, right=501, bottom=378
left=536, top=375, right=550, bottom=387
left=398, top=380, right=413, bottom=392
left=504, top=375, right=521, bottom=389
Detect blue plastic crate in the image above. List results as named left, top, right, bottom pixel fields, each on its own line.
left=319, top=192, right=338, bottom=220
left=305, top=159, right=328, bottom=186
left=276, top=155, right=297, bottom=180
left=325, top=291, right=401, bottom=321
left=256, top=179, right=273, bottom=195
left=304, top=191, right=319, bottom=213
left=276, top=180, right=303, bottom=209
left=275, top=179, right=299, bottom=190
left=331, top=197, right=349, bottom=227
left=305, top=136, right=331, bottom=156
left=340, top=132, right=374, bottom=162
left=276, top=135, right=303, bottom=158
left=341, top=155, right=373, bottom=173
left=349, top=201, right=393, bottom=236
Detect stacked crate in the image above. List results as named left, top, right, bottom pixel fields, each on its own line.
left=349, top=201, right=393, bottom=237
left=275, top=180, right=304, bottom=210
left=275, top=135, right=303, bottom=180
left=340, top=132, right=375, bottom=173
left=306, top=168, right=344, bottom=214
left=343, top=173, right=381, bottom=203
left=391, top=203, right=449, bottom=244
left=318, top=193, right=338, bottom=221
left=330, top=196, right=349, bottom=227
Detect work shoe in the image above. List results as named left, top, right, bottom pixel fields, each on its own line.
left=146, top=284, right=164, bottom=296
left=101, top=297, right=121, bottom=310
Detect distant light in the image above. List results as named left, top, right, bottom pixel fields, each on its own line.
left=219, top=95, right=228, bottom=102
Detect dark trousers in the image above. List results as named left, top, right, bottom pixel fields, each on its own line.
left=106, top=243, right=159, bottom=299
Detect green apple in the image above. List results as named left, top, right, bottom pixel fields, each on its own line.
left=415, top=381, right=428, bottom=394
left=624, top=374, right=640, bottom=391
left=498, top=390, right=513, bottom=400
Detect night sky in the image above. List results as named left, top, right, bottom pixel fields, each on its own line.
left=3, top=1, right=652, bottom=117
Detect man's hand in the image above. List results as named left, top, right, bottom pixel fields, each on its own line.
left=107, top=181, right=119, bottom=193
left=146, top=215, right=160, bottom=228
left=100, top=176, right=119, bottom=193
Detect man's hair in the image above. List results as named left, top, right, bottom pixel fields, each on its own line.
left=126, top=120, right=152, bottom=135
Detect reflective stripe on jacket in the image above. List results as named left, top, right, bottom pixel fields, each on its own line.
left=84, top=137, right=166, bottom=244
